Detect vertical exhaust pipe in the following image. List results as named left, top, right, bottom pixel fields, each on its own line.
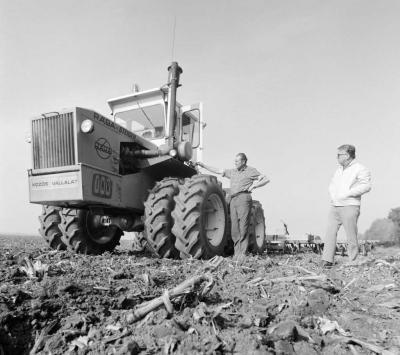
left=166, top=62, right=182, bottom=149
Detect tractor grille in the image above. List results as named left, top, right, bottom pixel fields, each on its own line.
left=32, top=112, right=76, bottom=169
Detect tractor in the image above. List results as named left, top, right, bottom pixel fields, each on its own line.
left=27, top=62, right=266, bottom=259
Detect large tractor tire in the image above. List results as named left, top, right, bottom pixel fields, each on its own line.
left=38, top=205, right=67, bottom=250
left=59, top=208, right=123, bottom=254
left=172, top=175, right=229, bottom=259
left=143, top=178, right=180, bottom=258
left=248, top=201, right=267, bottom=254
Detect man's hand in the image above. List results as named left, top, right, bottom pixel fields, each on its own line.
left=249, top=175, right=270, bottom=192
left=196, top=162, right=205, bottom=168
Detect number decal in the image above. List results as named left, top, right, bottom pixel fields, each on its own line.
left=92, top=173, right=112, bottom=198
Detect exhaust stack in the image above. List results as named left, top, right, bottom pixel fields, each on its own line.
left=166, top=62, right=182, bottom=149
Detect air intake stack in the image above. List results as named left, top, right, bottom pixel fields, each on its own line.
left=166, top=62, right=182, bottom=149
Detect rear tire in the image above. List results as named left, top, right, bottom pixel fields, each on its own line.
left=59, top=208, right=122, bottom=254
left=144, top=178, right=180, bottom=258
left=38, top=205, right=67, bottom=250
left=248, top=201, right=266, bottom=254
left=172, top=175, right=229, bottom=259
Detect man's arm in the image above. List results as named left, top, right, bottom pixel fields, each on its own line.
left=249, top=174, right=270, bottom=192
left=348, top=167, right=371, bottom=197
left=196, top=161, right=224, bottom=175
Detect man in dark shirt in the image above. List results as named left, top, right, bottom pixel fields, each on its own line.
left=197, top=153, right=269, bottom=258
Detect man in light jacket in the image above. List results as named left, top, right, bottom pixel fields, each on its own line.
left=322, top=144, right=371, bottom=267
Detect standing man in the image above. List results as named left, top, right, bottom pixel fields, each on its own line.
left=322, top=144, right=371, bottom=267
left=197, top=153, right=270, bottom=258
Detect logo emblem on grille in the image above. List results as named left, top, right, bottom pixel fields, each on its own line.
left=95, top=138, right=112, bottom=159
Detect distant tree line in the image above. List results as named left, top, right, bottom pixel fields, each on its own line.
left=362, top=207, right=400, bottom=244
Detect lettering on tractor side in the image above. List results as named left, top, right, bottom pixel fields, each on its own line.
left=32, top=181, right=49, bottom=188
left=93, top=112, right=117, bottom=130
left=51, top=178, right=77, bottom=186
left=93, top=112, right=136, bottom=140
left=31, top=175, right=78, bottom=190
left=94, top=137, right=112, bottom=159
left=92, top=173, right=112, bottom=198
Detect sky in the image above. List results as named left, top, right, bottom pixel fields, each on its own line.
left=1, top=0, right=400, bottom=239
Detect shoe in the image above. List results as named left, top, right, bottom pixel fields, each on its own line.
left=322, top=261, right=333, bottom=269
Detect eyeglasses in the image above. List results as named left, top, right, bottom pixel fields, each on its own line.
left=337, top=153, right=348, bottom=158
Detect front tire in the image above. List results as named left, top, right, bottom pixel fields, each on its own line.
left=59, top=208, right=122, bottom=254
left=38, top=205, right=67, bottom=250
left=172, top=175, right=229, bottom=259
left=143, top=178, right=180, bottom=258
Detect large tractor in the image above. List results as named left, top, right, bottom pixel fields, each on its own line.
left=28, top=62, right=266, bottom=258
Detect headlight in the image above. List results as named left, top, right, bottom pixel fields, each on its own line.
left=81, top=119, right=94, bottom=133
left=169, top=149, right=177, bottom=157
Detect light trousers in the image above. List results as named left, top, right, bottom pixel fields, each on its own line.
left=322, top=205, right=361, bottom=263
left=230, top=193, right=252, bottom=256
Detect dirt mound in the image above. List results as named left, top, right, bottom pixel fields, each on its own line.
left=0, top=235, right=399, bottom=354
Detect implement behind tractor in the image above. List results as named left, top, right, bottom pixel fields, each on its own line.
left=27, top=63, right=267, bottom=259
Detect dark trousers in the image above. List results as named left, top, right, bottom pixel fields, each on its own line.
left=230, top=193, right=252, bottom=256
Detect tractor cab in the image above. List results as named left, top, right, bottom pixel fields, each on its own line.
left=108, top=88, right=203, bottom=161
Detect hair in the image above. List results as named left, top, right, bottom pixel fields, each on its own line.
left=237, top=153, right=247, bottom=163
left=338, top=144, right=356, bottom=159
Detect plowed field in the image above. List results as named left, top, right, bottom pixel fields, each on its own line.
left=1, top=235, right=399, bottom=354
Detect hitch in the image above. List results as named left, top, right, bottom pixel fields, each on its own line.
left=99, top=214, right=143, bottom=232
left=100, top=216, right=112, bottom=226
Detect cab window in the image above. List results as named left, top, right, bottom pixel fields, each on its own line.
left=181, top=109, right=200, bottom=148
left=115, top=104, right=165, bottom=140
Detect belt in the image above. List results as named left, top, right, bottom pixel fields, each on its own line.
left=231, top=191, right=251, bottom=199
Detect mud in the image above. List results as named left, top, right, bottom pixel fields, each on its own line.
left=0, top=235, right=399, bottom=354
